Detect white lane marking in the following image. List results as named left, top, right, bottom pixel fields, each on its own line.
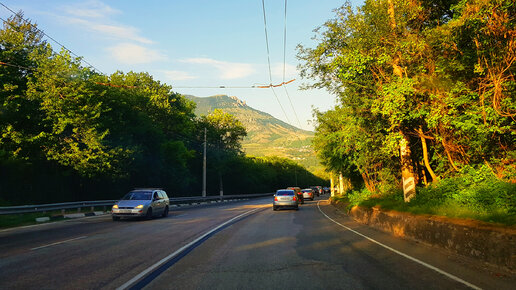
left=30, top=236, right=88, bottom=251
left=116, top=207, right=262, bottom=290
left=317, top=201, right=481, bottom=290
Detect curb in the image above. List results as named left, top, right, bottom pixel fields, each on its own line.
left=330, top=199, right=516, bottom=272
left=36, top=211, right=107, bottom=222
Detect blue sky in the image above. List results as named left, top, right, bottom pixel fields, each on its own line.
left=1, top=0, right=362, bottom=131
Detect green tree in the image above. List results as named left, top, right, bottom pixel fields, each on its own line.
left=197, top=109, right=247, bottom=194
left=299, top=0, right=515, bottom=201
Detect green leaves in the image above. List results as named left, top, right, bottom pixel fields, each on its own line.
left=301, top=0, right=515, bottom=196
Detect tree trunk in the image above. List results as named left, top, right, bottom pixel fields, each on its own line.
left=219, top=172, right=223, bottom=197
left=339, top=172, right=344, bottom=195
left=330, top=175, right=335, bottom=197
left=442, top=139, right=460, bottom=171
left=361, top=170, right=377, bottom=193
left=388, top=1, right=417, bottom=202
left=418, top=127, right=438, bottom=182
left=400, top=135, right=416, bottom=202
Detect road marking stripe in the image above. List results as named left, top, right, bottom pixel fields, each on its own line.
left=317, top=201, right=481, bottom=290
left=30, top=236, right=87, bottom=251
left=116, top=207, right=262, bottom=290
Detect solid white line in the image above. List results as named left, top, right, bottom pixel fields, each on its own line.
left=317, top=201, right=481, bottom=290
left=116, top=207, right=261, bottom=290
left=30, top=236, right=87, bottom=251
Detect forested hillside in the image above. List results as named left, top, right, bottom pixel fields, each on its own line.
left=0, top=15, right=325, bottom=205
left=299, top=0, right=515, bottom=223
left=185, top=95, right=322, bottom=173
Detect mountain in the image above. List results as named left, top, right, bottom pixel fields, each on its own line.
left=184, top=94, right=322, bottom=173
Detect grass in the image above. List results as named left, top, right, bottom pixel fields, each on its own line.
left=334, top=170, right=516, bottom=226
left=0, top=206, right=109, bottom=229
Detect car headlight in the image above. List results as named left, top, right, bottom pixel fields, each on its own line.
left=135, top=204, right=144, bottom=209
left=112, top=204, right=118, bottom=209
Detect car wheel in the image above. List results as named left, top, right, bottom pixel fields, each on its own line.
left=112, top=216, right=120, bottom=221
left=146, top=208, right=153, bottom=220
left=162, top=206, right=169, bottom=217
left=273, top=206, right=277, bottom=211
left=295, top=206, right=299, bottom=210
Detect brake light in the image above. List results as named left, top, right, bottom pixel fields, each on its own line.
left=274, top=196, right=278, bottom=201
left=293, top=196, right=297, bottom=201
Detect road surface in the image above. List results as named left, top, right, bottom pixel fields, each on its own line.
left=0, top=196, right=514, bottom=289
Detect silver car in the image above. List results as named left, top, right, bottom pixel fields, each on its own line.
left=112, top=189, right=170, bottom=221
left=273, top=189, right=299, bottom=211
left=302, top=188, right=314, bottom=200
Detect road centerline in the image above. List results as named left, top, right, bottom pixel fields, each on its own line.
left=317, top=200, right=481, bottom=290
left=117, top=207, right=264, bottom=290
left=30, top=236, right=88, bottom=251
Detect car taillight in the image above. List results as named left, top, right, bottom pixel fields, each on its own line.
left=293, top=196, right=297, bottom=201
left=274, top=196, right=278, bottom=201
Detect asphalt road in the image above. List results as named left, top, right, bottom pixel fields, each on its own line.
left=1, top=195, right=515, bottom=289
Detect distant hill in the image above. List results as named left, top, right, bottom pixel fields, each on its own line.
left=184, top=94, right=322, bottom=173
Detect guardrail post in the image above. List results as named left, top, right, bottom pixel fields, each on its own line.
left=62, top=209, right=65, bottom=215
left=90, top=206, right=94, bottom=212
left=77, top=207, right=81, bottom=213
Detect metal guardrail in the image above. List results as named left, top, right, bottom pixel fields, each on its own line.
left=0, top=193, right=274, bottom=215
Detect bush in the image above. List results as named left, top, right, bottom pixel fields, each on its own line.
left=344, top=165, right=516, bottom=225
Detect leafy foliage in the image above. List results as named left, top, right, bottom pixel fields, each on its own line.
left=0, top=15, right=325, bottom=204
left=300, top=0, right=515, bottom=196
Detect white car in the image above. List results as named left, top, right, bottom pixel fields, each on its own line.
left=302, top=188, right=314, bottom=200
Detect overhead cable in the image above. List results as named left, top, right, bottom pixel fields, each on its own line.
left=0, top=2, right=105, bottom=75
left=282, top=0, right=303, bottom=128
left=0, top=61, right=137, bottom=89
left=261, top=0, right=291, bottom=125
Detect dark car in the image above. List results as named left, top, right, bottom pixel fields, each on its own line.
left=310, top=186, right=322, bottom=197
left=301, top=188, right=315, bottom=200
left=287, top=186, right=304, bottom=204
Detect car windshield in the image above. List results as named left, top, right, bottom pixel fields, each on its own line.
left=121, top=191, right=152, bottom=200
left=302, top=189, right=311, bottom=192
left=276, top=190, right=294, bottom=196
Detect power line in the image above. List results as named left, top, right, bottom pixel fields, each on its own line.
left=0, top=2, right=104, bottom=75
left=282, top=0, right=302, bottom=129
left=261, top=0, right=291, bottom=126
left=173, top=80, right=295, bottom=89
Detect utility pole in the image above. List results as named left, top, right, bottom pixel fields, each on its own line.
left=202, top=127, right=207, bottom=197
left=294, top=166, right=298, bottom=186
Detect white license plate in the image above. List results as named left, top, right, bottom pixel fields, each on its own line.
left=120, top=209, right=132, bottom=213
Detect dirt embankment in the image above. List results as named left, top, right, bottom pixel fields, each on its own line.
left=331, top=200, right=516, bottom=271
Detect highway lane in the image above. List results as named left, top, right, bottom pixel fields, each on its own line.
left=0, top=199, right=269, bottom=289
left=145, top=197, right=516, bottom=290
left=1, top=195, right=515, bottom=289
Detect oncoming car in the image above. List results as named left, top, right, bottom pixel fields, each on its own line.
left=112, top=188, right=170, bottom=221
left=273, top=189, right=299, bottom=211
left=301, top=188, right=314, bottom=200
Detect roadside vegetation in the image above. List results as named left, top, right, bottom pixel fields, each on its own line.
left=299, top=0, right=515, bottom=225
left=0, top=14, right=325, bottom=206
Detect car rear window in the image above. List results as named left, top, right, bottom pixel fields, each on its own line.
left=122, top=191, right=152, bottom=200
left=302, top=189, right=312, bottom=192
left=276, top=190, right=294, bottom=196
